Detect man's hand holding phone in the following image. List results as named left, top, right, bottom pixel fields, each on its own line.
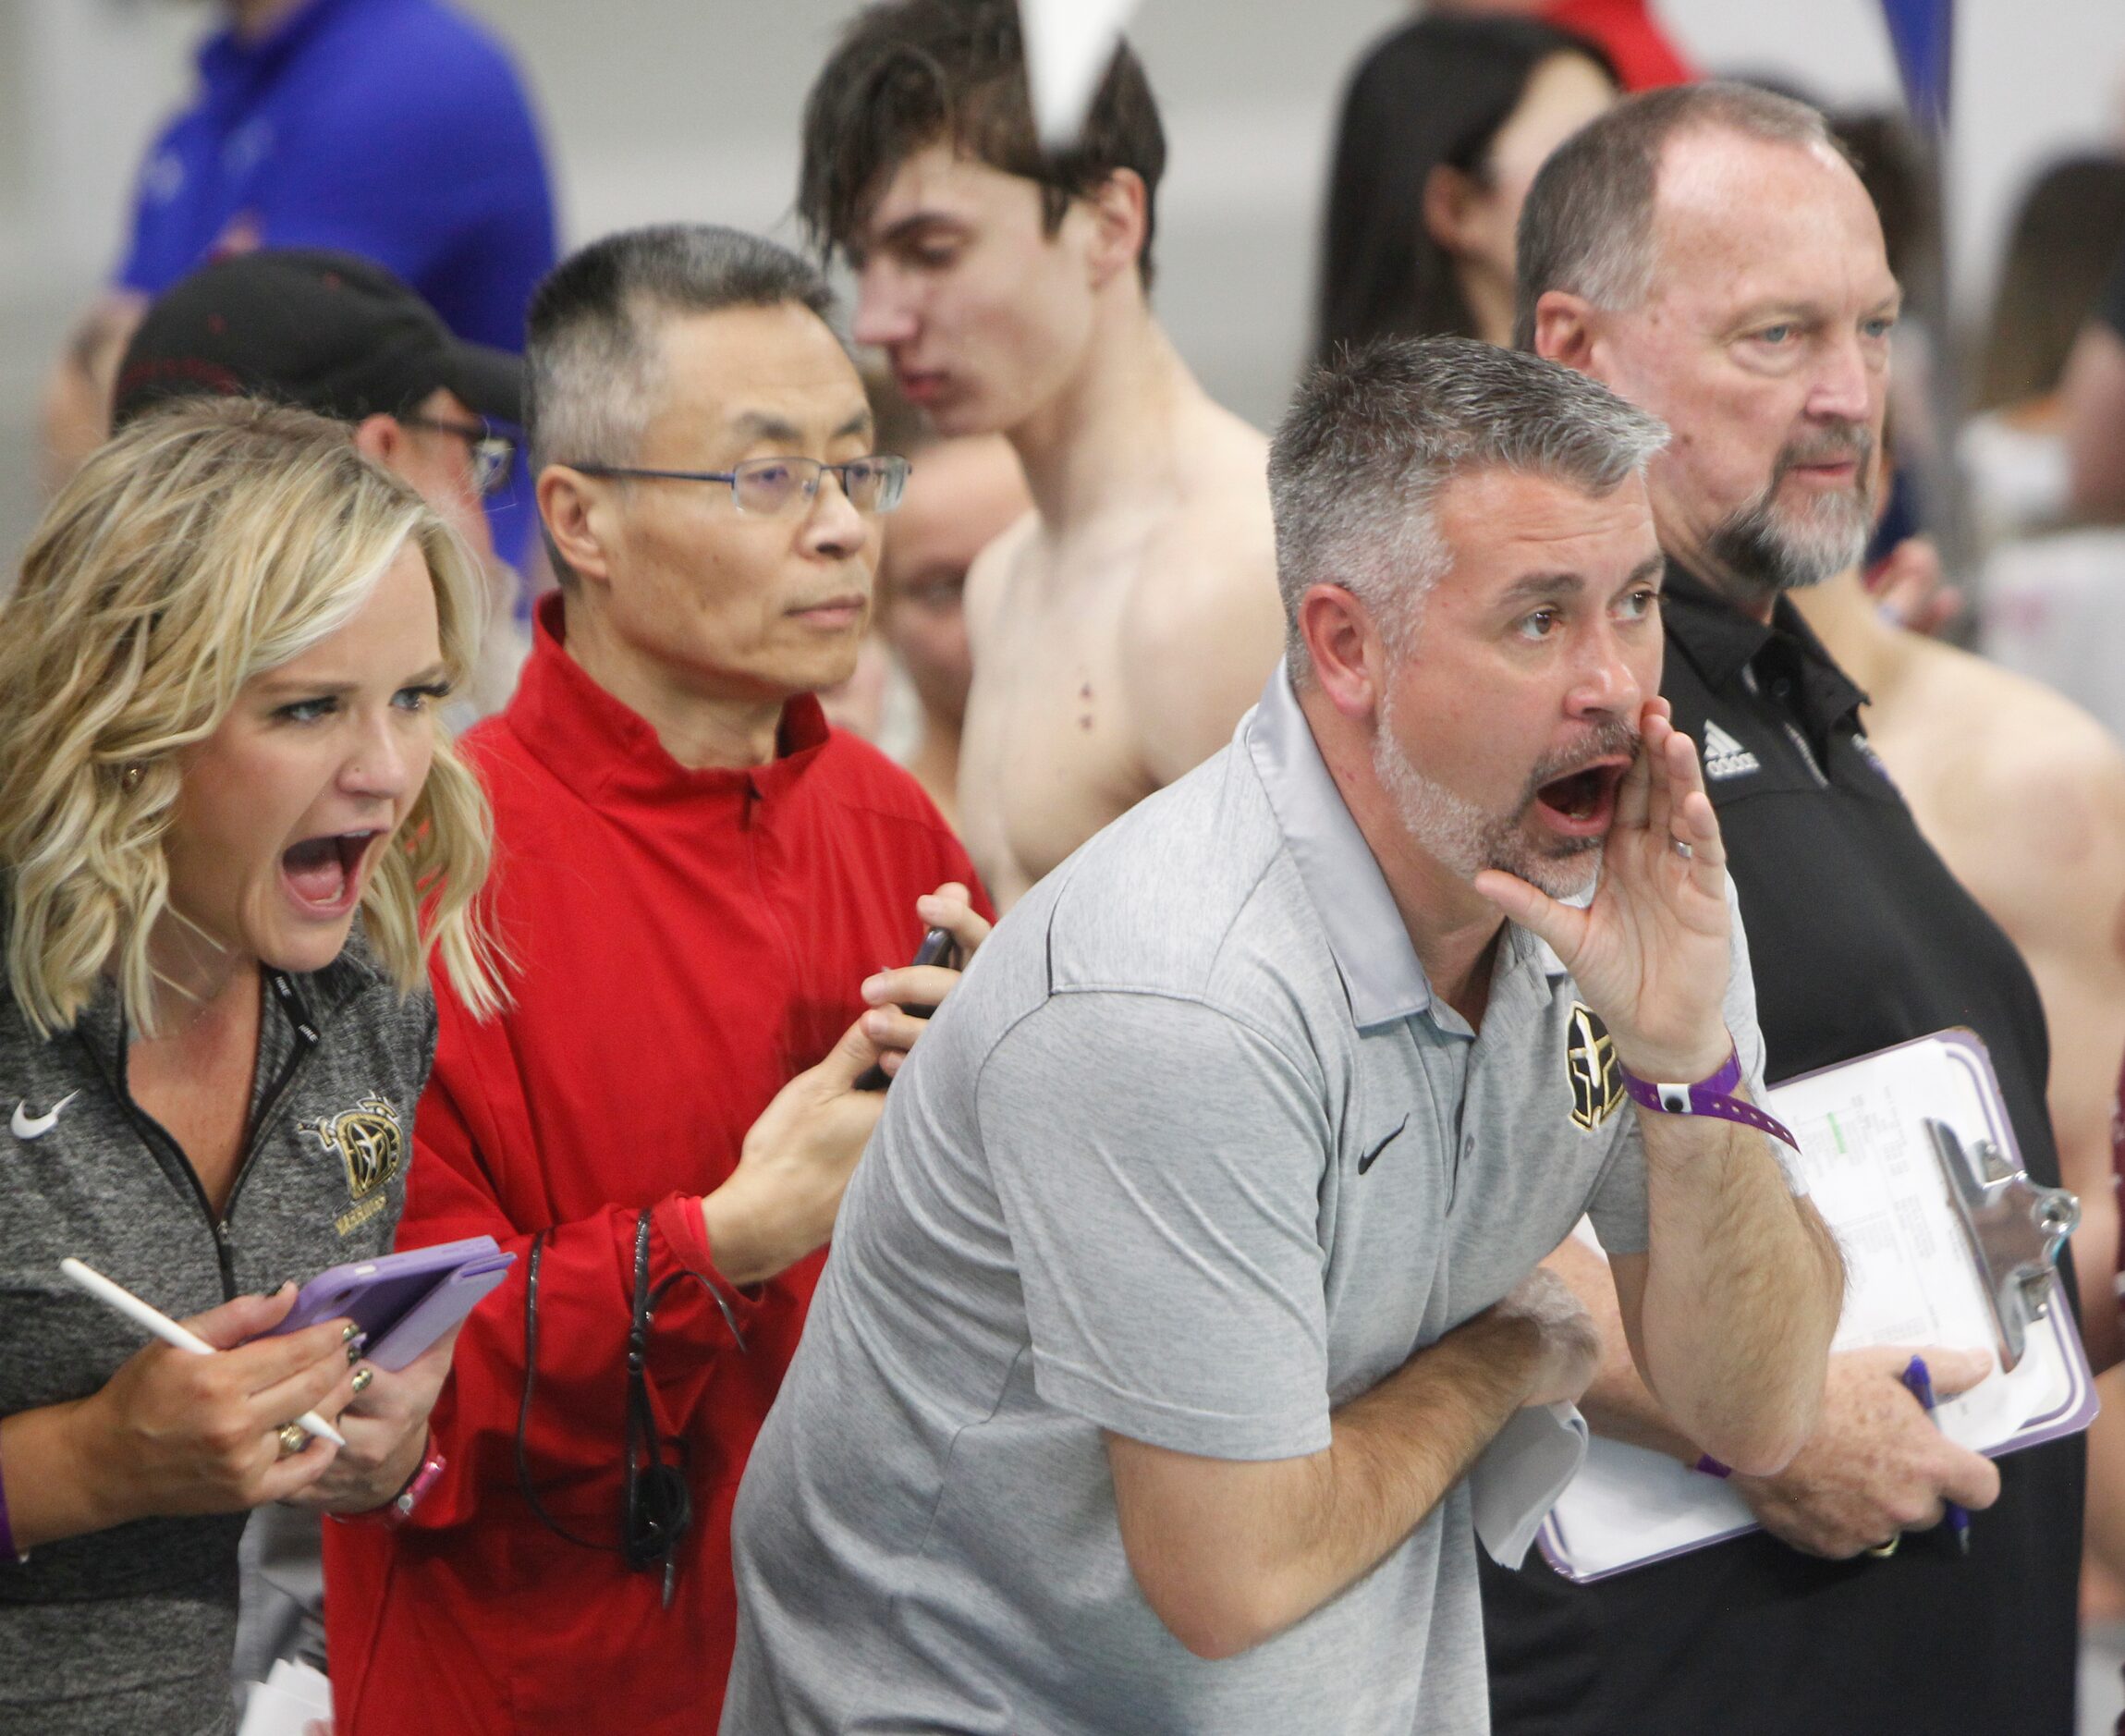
left=701, top=883, right=992, bottom=1284
left=857, top=882, right=992, bottom=1082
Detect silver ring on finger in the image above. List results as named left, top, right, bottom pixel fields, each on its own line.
left=276, top=1422, right=308, bottom=1457
left=1670, top=837, right=1694, bottom=860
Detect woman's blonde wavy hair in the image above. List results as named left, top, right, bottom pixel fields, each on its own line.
left=0, top=397, right=507, bottom=1038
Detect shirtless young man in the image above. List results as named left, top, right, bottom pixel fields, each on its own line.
left=799, top=0, right=1285, bottom=907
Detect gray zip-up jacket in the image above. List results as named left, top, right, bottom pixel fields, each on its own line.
left=0, top=926, right=435, bottom=1735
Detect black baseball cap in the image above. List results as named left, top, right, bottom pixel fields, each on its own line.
left=112, top=249, right=524, bottom=432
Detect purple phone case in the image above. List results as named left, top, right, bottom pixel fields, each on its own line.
left=362, top=1256, right=513, bottom=1370
left=268, top=1236, right=514, bottom=1369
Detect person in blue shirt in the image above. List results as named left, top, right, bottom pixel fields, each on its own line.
left=40, top=0, right=556, bottom=505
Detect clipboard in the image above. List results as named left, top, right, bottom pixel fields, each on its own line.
left=1536, top=1029, right=2096, bottom=1583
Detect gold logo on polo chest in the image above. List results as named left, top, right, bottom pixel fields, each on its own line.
left=1565, top=1003, right=1626, bottom=1131
left=299, top=1096, right=405, bottom=1200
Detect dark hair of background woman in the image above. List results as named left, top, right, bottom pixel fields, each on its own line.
left=1977, top=153, right=2125, bottom=412
left=1315, top=14, right=1617, bottom=362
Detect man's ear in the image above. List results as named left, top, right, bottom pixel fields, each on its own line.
left=1299, top=583, right=1386, bottom=723
left=536, top=464, right=616, bottom=587
left=352, top=412, right=406, bottom=468
left=1533, top=289, right=1600, bottom=372
left=1085, top=168, right=1149, bottom=288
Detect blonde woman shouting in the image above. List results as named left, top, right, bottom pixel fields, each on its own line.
left=0, top=398, right=501, bottom=1733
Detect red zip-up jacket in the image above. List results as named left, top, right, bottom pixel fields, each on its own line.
left=324, top=596, right=986, bottom=1731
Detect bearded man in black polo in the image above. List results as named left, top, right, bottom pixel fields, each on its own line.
left=1487, top=81, right=2081, bottom=1736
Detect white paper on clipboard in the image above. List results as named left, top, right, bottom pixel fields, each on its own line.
left=1537, top=1029, right=2096, bottom=1583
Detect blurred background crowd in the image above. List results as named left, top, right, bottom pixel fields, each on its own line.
left=0, top=0, right=2120, bottom=547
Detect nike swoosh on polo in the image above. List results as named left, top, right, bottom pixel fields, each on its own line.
left=1358, top=1115, right=1410, bottom=1175
left=12, top=1091, right=80, bottom=1141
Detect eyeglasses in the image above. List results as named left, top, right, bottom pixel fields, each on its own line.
left=565, top=454, right=910, bottom=517
left=400, top=414, right=518, bottom=498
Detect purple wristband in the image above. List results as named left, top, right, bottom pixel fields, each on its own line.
left=0, top=1422, right=24, bottom=1564
left=1618, top=1045, right=1799, bottom=1151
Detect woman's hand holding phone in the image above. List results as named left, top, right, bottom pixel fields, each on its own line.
left=288, top=1323, right=462, bottom=1515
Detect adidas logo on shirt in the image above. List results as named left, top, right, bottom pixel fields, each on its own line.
left=1702, top=721, right=1761, bottom=781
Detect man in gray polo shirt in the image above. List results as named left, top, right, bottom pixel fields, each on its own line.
left=722, top=337, right=1842, bottom=1734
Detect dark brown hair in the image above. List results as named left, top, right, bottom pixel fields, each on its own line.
left=1317, top=15, right=1615, bottom=361
left=1977, top=153, right=2125, bottom=410
left=798, top=0, right=1167, bottom=287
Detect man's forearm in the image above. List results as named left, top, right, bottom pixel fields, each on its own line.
left=1633, top=1109, right=1842, bottom=1473
left=1113, top=1305, right=1551, bottom=1659
left=1544, top=1236, right=1700, bottom=1461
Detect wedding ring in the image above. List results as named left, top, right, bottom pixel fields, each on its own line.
left=350, top=1367, right=374, bottom=1397
left=276, top=1422, right=309, bottom=1457
left=1670, top=838, right=1694, bottom=860
left=1865, top=1534, right=1900, bottom=1559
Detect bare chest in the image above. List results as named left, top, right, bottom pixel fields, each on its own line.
left=128, top=1000, right=262, bottom=1218
left=959, top=555, right=1155, bottom=909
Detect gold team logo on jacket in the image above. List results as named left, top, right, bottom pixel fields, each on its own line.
left=299, top=1096, right=405, bottom=1201
left=1565, top=1003, right=1626, bottom=1131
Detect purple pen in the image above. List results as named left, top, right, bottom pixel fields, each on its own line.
left=1902, top=1354, right=1971, bottom=1557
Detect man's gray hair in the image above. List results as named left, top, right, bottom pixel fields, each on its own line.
left=1512, top=83, right=1849, bottom=351
left=526, top=224, right=837, bottom=472
left=1269, top=336, right=1667, bottom=678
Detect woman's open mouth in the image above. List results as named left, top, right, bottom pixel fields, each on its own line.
left=279, top=831, right=380, bottom=917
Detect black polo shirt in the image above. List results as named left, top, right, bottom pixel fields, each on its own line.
left=1479, top=560, right=2084, bottom=1736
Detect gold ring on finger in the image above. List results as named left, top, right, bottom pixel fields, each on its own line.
left=276, top=1422, right=308, bottom=1457
left=350, top=1366, right=374, bottom=1397
left=1864, top=1534, right=1900, bottom=1559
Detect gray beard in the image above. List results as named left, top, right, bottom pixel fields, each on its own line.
left=1370, top=690, right=1626, bottom=901
left=1703, top=428, right=1876, bottom=603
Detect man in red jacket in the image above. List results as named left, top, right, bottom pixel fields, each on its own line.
left=322, top=224, right=992, bottom=1732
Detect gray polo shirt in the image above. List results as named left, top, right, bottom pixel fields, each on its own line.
left=724, top=666, right=1765, bottom=1736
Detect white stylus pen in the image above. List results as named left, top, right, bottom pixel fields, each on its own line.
left=59, top=1257, right=348, bottom=1448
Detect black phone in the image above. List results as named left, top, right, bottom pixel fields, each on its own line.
left=855, top=926, right=960, bottom=1091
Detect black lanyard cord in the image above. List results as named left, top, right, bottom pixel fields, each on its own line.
left=513, top=1215, right=750, bottom=1604
left=513, top=1226, right=617, bottom=1555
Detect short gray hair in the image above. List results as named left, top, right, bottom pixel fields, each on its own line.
left=526, top=224, right=837, bottom=472
left=1513, top=82, right=1848, bottom=351
left=1269, top=336, right=1667, bottom=677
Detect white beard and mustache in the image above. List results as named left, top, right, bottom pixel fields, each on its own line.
left=1704, top=421, right=1877, bottom=602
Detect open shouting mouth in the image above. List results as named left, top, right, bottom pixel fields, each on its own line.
left=280, top=830, right=383, bottom=917
left=1532, top=760, right=1630, bottom=837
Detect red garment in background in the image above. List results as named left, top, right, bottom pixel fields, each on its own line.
left=324, top=595, right=986, bottom=1733
left=1545, top=0, right=1696, bottom=90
